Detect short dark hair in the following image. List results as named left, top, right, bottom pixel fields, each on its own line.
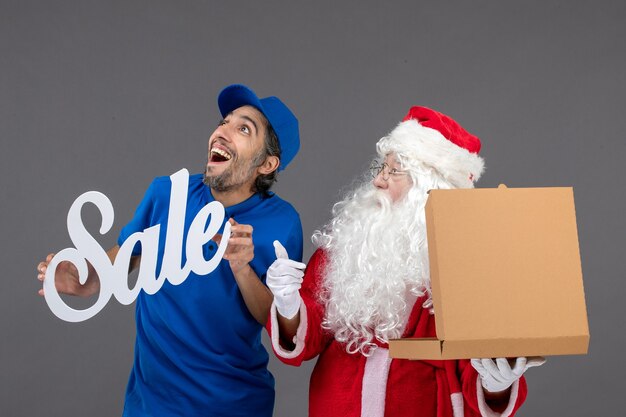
left=252, top=122, right=281, bottom=196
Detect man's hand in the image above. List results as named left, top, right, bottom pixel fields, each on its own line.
left=36, top=253, right=99, bottom=297
left=471, top=357, right=546, bottom=393
left=266, top=241, right=306, bottom=319
left=214, top=218, right=254, bottom=275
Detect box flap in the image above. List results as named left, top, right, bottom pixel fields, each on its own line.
left=391, top=186, right=589, bottom=359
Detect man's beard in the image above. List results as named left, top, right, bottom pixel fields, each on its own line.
left=313, top=181, right=431, bottom=356
left=203, top=150, right=261, bottom=193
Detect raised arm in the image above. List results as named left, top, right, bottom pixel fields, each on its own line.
left=217, top=218, right=273, bottom=325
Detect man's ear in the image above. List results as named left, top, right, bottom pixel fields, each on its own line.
left=257, top=155, right=280, bottom=175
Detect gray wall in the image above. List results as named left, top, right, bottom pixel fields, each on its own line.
left=2, top=1, right=625, bottom=415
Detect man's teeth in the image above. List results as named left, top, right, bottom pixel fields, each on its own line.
left=211, top=148, right=232, bottom=160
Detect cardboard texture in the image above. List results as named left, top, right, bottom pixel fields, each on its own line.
left=389, top=185, right=589, bottom=360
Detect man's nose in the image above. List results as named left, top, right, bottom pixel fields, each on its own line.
left=373, top=173, right=387, bottom=189
left=212, top=125, right=232, bottom=142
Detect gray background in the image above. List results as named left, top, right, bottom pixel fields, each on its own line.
left=2, top=0, right=625, bottom=415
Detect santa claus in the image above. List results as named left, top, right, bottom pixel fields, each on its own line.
left=266, top=106, right=544, bottom=417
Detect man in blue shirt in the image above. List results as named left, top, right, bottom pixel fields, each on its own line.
left=37, top=84, right=303, bottom=416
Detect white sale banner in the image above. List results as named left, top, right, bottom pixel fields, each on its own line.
left=44, top=168, right=231, bottom=322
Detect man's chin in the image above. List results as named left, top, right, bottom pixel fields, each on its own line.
left=203, top=170, right=228, bottom=190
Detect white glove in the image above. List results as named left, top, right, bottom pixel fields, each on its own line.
left=266, top=241, right=306, bottom=319
left=471, top=357, right=546, bottom=393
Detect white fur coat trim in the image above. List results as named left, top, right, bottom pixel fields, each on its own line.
left=361, top=347, right=393, bottom=417
left=270, top=301, right=308, bottom=359
left=476, top=377, right=519, bottom=417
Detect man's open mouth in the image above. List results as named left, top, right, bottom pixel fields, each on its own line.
left=210, top=146, right=232, bottom=163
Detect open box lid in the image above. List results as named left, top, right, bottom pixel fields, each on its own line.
left=389, top=185, right=589, bottom=360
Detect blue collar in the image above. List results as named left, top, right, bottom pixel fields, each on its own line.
left=204, top=186, right=273, bottom=218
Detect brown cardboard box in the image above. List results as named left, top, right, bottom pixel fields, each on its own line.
left=389, top=185, right=589, bottom=360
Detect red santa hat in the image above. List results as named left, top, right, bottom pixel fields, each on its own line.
left=377, top=106, right=485, bottom=189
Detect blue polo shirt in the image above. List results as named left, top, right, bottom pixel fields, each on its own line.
left=118, top=173, right=303, bottom=417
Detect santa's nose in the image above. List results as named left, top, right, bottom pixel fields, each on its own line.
left=373, top=173, right=387, bottom=189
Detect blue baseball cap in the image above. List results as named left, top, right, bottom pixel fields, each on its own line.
left=217, top=84, right=300, bottom=171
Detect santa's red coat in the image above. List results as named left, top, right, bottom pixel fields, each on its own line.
left=267, top=249, right=527, bottom=417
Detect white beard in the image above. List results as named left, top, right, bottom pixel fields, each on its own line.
left=313, top=181, right=432, bottom=356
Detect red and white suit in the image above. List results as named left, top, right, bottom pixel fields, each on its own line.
left=268, top=249, right=527, bottom=417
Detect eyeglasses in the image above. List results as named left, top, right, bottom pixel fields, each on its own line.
left=369, top=161, right=409, bottom=181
